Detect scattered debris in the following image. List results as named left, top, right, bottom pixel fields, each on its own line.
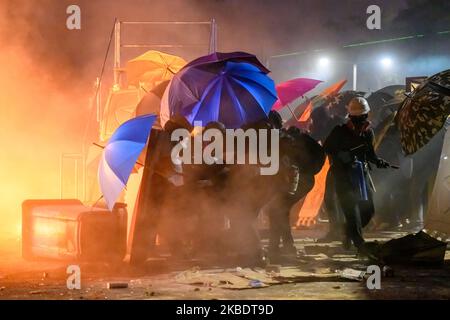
left=175, top=265, right=345, bottom=290
left=144, top=291, right=156, bottom=297
left=304, top=253, right=329, bottom=261
left=176, top=270, right=260, bottom=289
left=339, top=268, right=366, bottom=281
left=274, top=267, right=340, bottom=282
left=107, top=282, right=129, bottom=289
left=249, top=280, right=264, bottom=288
left=236, top=268, right=279, bottom=284
left=30, top=290, right=47, bottom=295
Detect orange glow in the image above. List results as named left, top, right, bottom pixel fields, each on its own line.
left=298, top=101, right=312, bottom=122
left=296, top=157, right=330, bottom=227
left=0, top=37, right=89, bottom=240
left=33, top=219, right=66, bottom=239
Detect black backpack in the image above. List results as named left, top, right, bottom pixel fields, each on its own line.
left=281, top=127, right=326, bottom=175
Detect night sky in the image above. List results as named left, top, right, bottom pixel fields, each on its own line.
left=2, top=0, right=449, bottom=87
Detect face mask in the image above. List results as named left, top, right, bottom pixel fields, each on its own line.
left=350, top=115, right=368, bottom=124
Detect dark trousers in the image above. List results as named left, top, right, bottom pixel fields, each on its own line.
left=335, top=174, right=374, bottom=248
left=268, top=194, right=296, bottom=250
left=324, top=169, right=344, bottom=236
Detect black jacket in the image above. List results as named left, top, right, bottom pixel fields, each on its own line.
left=323, top=122, right=380, bottom=185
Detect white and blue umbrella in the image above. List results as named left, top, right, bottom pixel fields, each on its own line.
left=98, top=114, right=157, bottom=210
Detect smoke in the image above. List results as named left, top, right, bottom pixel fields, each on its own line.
left=0, top=1, right=92, bottom=238
left=0, top=0, right=448, bottom=243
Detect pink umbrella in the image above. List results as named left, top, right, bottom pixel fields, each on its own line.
left=272, top=78, right=322, bottom=111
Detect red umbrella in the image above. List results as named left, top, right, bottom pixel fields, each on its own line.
left=272, top=78, right=322, bottom=111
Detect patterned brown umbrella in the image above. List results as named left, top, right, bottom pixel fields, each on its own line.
left=397, top=69, right=450, bottom=155
left=325, top=90, right=366, bottom=119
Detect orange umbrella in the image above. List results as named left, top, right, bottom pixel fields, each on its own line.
left=126, top=50, right=186, bottom=91
left=287, top=79, right=347, bottom=124
left=319, top=79, right=347, bottom=98
left=310, top=79, right=347, bottom=110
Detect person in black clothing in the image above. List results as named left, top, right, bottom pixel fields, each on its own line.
left=267, top=125, right=325, bottom=258
left=323, top=97, right=390, bottom=257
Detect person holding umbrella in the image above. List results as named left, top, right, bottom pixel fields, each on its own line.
left=323, top=97, right=391, bottom=258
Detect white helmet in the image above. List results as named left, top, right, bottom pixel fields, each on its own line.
left=347, top=97, right=370, bottom=116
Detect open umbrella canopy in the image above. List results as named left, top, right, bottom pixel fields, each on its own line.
left=98, top=114, right=157, bottom=210
left=326, top=90, right=366, bottom=118
left=397, top=69, right=450, bottom=155
left=272, top=78, right=322, bottom=111
left=161, top=54, right=277, bottom=129
left=365, top=86, right=404, bottom=128
left=135, top=80, right=170, bottom=129
left=284, top=79, right=348, bottom=124
left=183, top=51, right=270, bottom=73
left=374, top=85, right=405, bottom=99
left=318, top=79, right=347, bottom=99
left=305, top=79, right=348, bottom=113
left=126, top=50, right=186, bottom=90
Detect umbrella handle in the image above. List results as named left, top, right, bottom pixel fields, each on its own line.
left=286, top=103, right=298, bottom=121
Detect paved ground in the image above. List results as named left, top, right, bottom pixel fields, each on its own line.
left=1, top=229, right=449, bottom=300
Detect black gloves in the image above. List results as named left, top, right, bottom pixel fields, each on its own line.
left=376, top=158, right=390, bottom=168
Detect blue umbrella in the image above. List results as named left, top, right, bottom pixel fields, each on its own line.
left=162, top=58, right=277, bottom=129
left=98, top=114, right=157, bottom=210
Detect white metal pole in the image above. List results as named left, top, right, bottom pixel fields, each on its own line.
left=95, top=77, right=101, bottom=122
left=114, top=20, right=121, bottom=86
left=353, top=63, right=357, bottom=91
left=209, top=18, right=217, bottom=53
left=59, top=154, right=63, bottom=199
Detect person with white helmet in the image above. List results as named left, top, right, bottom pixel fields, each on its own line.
left=323, top=97, right=390, bottom=259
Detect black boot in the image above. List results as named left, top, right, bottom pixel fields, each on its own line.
left=357, top=242, right=380, bottom=261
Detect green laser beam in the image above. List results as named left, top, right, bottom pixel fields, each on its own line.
left=270, top=30, right=450, bottom=59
